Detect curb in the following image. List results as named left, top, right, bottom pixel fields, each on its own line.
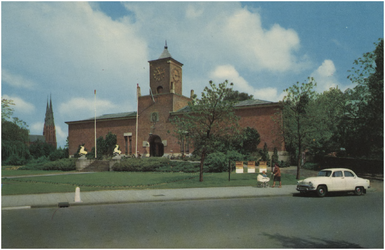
left=4, top=192, right=297, bottom=210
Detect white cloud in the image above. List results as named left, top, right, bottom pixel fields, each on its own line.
left=2, top=69, right=36, bottom=89
left=222, top=9, right=303, bottom=72
left=210, top=65, right=253, bottom=93
left=1, top=94, right=35, bottom=114
left=2, top=2, right=148, bottom=96
left=209, top=65, right=284, bottom=102
left=311, top=60, right=339, bottom=92
left=123, top=2, right=309, bottom=74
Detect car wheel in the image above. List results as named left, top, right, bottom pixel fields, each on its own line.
left=354, top=186, right=363, bottom=196
left=316, top=185, right=327, bottom=197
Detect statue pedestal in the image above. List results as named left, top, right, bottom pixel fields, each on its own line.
left=109, top=156, right=121, bottom=171
left=112, top=155, right=122, bottom=160
left=76, top=158, right=95, bottom=171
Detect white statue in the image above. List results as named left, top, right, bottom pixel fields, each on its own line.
left=79, top=145, right=88, bottom=156
left=113, top=144, right=121, bottom=155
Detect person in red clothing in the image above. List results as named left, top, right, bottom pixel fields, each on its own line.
left=272, top=164, right=281, bottom=188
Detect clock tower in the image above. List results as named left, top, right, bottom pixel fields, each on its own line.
left=148, top=42, right=183, bottom=95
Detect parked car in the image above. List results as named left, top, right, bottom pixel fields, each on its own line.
left=296, top=168, right=370, bottom=197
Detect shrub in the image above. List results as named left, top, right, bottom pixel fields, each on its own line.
left=272, top=147, right=279, bottom=165
left=42, top=158, right=76, bottom=171
left=204, top=152, right=228, bottom=172
left=112, top=158, right=200, bottom=173
left=19, top=157, right=76, bottom=171
left=112, top=158, right=170, bottom=172
left=260, top=143, right=269, bottom=162
left=49, top=148, right=67, bottom=161
left=5, top=153, right=29, bottom=166
left=2, top=140, right=31, bottom=165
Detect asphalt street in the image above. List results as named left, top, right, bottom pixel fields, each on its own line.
left=2, top=191, right=383, bottom=248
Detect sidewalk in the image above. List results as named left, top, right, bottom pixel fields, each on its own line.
left=2, top=185, right=297, bottom=209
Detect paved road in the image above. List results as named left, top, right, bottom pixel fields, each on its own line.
left=2, top=192, right=383, bottom=248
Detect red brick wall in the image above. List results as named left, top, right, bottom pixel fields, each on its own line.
left=67, top=100, right=284, bottom=157
left=137, top=93, right=190, bottom=156
left=67, top=118, right=136, bottom=156
left=236, top=105, right=284, bottom=151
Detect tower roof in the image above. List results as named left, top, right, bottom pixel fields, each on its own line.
left=158, top=41, right=172, bottom=59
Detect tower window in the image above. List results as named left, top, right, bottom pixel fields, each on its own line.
left=157, top=86, right=163, bottom=94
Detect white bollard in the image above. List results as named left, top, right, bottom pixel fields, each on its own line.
left=74, top=187, right=82, bottom=202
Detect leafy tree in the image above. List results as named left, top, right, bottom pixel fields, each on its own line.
left=88, top=132, right=117, bottom=159
left=1, top=98, right=31, bottom=164
left=223, top=90, right=253, bottom=102
left=29, top=140, right=55, bottom=159
left=345, top=39, right=383, bottom=158
left=280, top=78, right=319, bottom=179
left=170, top=80, right=240, bottom=182
left=239, top=127, right=261, bottom=155
left=309, top=87, right=346, bottom=159
left=1, top=98, right=15, bottom=121
left=260, top=142, right=269, bottom=162
left=210, top=127, right=260, bottom=156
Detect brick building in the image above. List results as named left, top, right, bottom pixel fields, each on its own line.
left=66, top=45, right=286, bottom=159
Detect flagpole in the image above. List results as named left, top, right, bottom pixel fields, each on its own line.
left=94, top=89, right=97, bottom=159
left=135, top=84, right=139, bottom=158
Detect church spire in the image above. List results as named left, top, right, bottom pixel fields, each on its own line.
left=43, top=95, right=57, bottom=148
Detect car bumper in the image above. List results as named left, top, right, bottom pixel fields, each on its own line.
left=296, top=185, right=316, bottom=192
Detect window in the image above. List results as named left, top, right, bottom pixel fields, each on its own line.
left=332, top=171, right=343, bottom=177
left=344, top=171, right=355, bottom=177
left=150, top=112, right=159, bottom=122
left=318, top=170, right=332, bottom=177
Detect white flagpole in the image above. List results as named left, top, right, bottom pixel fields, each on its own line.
left=135, top=84, right=139, bottom=158
left=94, top=89, right=97, bottom=159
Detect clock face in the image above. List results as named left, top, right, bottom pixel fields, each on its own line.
left=153, top=66, right=165, bottom=81
left=173, top=68, right=180, bottom=82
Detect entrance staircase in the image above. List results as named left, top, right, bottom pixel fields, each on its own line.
left=80, top=160, right=110, bottom=172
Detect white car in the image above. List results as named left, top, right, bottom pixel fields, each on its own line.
left=296, top=168, right=370, bottom=197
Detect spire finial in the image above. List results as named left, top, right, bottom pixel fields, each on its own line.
left=165, top=40, right=168, bottom=49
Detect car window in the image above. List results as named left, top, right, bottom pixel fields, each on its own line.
left=332, top=171, right=343, bottom=177
left=344, top=171, right=355, bottom=177
left=318, top=171, right=332, bottom=177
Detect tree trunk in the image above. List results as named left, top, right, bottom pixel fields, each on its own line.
left=296, top=153, right=301, bottom=180
left=199, top=149, right=206, bottom=182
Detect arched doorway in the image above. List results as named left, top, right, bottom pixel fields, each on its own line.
left=148, top=134, right=164, bottom=157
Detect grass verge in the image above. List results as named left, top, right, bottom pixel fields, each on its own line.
left=1, top=171, right=300, bottom=195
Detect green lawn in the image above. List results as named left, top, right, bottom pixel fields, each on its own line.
left=1, top=169, right=300, bottom=195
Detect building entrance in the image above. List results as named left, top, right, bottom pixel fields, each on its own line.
left=149, top=134, right=164, bottom=157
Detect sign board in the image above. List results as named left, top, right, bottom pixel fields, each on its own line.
left=236, top=161, right=244, bottom=173
left=259, top=161, right=267, bottom=173
left=247, top=161, right=255, bottom=173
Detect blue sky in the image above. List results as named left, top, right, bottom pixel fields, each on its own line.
left=2, top=1, right=383, bottom=148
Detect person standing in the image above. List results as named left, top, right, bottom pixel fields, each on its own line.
left=272, top=164, right=281, bottom=188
